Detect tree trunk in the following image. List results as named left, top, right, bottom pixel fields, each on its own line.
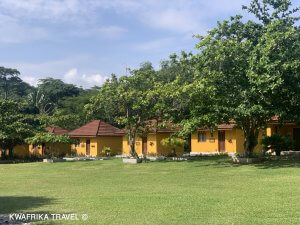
left=243, top=128, right=259, bottom=157
left=8, top=148, right=13, bottom=158
left=128, top=131, right=139, bottom=159
left=42, top=143, right=45, bottom=157
left=1, top=149, right=5, bottom=159
left=4, top=76, right=8, bottom=100
left=172, top=148, right=176, bottom=157
left=186, top=134, right=191, bottom=153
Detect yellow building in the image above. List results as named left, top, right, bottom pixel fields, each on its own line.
left=0, top=145, right=30, bottom=158
left=69, top=120, right=124, bottom=156
left=191, top=118, right=300, bottom=155
left=122, top=121, right=184, bottom=156
left=29, top=126, right=71, bottom=157
left=0, top=127, right=71, bottom=158
left=13, top=145, right=30, bottom=158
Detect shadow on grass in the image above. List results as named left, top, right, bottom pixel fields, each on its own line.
left=187, top=156, right=240, bottom=168
left=253, top=159, right=300, bottom=169
left=153, top=156, right=300, bottom=169
left=0, top=196, right=55, bottom=214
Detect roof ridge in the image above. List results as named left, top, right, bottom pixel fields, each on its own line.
left=96, top=120, right=102, bottom=136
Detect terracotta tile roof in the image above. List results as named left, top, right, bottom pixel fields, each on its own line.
left=268, top=116, right=297, bottom=125
left=144, top=120, right=179, bottom=133
left=217, top=123, right=236, bottom=130
left=45, top=126, right=69, bottom=135
left=68, top=120, right=124, bottom=137
left=198, top=123, right=236, bottom=131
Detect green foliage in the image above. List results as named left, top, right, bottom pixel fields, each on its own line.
left=0, top=100, right=37, bottom=158
left=87, top=65, right=157, bottom=157
left=152, top=52, right=196, bottom=124
left=102, top=146, right=112, bottom=156
left=161, top=137, right=185, bottom=157
left=69, top=149, right=78, bottom=157
left=261, top=134, right=294, bottom=156
left=54, top=87, right=99, bottom=130
left=37, top=78, right=81, bottom=104
left=161, top=137, right=185, bottom=148
left=184, top=0, right=300, bottom=156
left=0, top=66, right=33, bottom=100
left=28, top=78, right=82, bottom=115
left=25, top=132, right=75, bottom=145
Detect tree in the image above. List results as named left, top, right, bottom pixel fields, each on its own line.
left=27, top=88, right=55, bottom=114
left=153, top=52, right=196, bottom=124
left=186, top=0, right=300, bottom=156
left=54, top=87, right=100, bottom=130
left=0, top=67, right=33, bottom=100
left=87, top=65, right=157, bottom=158
left=25, top=132, right=76, bottom=157
left=0, top=100, right=37, bottom=158
left=30, top=78, right=82, bottom=115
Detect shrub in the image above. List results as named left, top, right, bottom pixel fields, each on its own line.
left=102, top=146, right=112, bottom=156
left=70, top=149, right=77, bottom=157
left=66, top=149, right=78, bottom=157
left=161, top=137, right=185, bottom=157
left=261, top=134, right=294, bottom=156
left=44, top=148, right=66, bottom=159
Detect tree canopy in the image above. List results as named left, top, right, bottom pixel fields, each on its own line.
left=183, top=0, right=300, bottom=156
left=87, top=64, right=158, bottom=157
left=0, top=100, right=37, bottom=157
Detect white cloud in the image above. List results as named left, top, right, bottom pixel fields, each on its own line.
left=0, top=14, right=49, bottom=43
left=133, top=38, right=174, bottom=52
left=0, top=0, right=129, bottom=43
left=64, top=68, right=108, bottom=88
left=68, top=25, right=127, bottom=38
left=143, top=8, right=201, bottom=33
left=21, top=75, right=39, bottom=86
left=0, top=0, right=255, bottom=44
left=3, top=55, right=110, bottom=88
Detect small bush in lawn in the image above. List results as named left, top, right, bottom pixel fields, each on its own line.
left=102, top=146, right=112, bottom=156
left=161, top=137, right=185, bottom=157
left=70, top=149, right=78, bottom=157
left=261, top=134, right=294, bottom=156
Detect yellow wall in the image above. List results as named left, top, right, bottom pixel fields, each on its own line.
left=73, top=136, right=122, bottom=156
left=29, top=144, right=43, bottom=156
left=122, top=136, right=142, bottom=155
left=13, top=145, right=30, bottom=158
left=73, top=137, right=98, bottom=156
left=192, top=128, right=267, bottom=155
left=122, top=133, right=184, bottom=156
left=191, top=130, right=219, bottom=153
left=97, top=136, right=122, bottom=155
left=224, top=129, right=237, bottom=153
left=44, top=143, right=71, bottom=157
left=28, top=143, right=71, bottom=157
left=147, top=134, right=157, bottom=155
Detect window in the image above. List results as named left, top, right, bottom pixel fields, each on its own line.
left=198, top=131, right=206, bottom=142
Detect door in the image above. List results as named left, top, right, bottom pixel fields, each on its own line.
left=293, top=129, right=300, bottom=151
left=142, top=137, right=147, bottom=155
left=86, top=140, right=91, bottom=156
left=218, top=131, right=226, bottom=152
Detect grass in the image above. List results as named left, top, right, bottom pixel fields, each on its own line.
left=1, top=157, right=300, bottom=225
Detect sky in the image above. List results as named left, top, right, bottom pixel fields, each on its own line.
left=0, top=0, right=297, bottom=88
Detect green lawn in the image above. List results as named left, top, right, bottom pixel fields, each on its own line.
left=1, top=157, right=300, bottom=225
